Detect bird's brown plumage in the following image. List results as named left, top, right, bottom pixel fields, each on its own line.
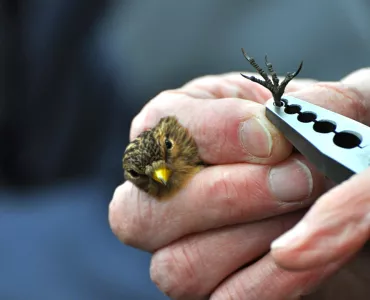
left=122, top=116, right=204, bottom=200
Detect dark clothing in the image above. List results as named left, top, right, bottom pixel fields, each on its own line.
left=0, top=0, right=369, bottom=299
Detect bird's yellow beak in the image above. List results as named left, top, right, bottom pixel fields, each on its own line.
left=152, top=167, right=172, bottom=185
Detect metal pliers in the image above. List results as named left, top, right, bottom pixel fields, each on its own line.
left=240, top=49, right=370, bottom=184
left=265, top=96, right=370, bottom=184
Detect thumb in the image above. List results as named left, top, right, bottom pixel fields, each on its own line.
left=270, top=166, right=370, bottom=270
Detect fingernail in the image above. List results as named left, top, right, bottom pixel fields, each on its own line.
left=271, top=221, right=308, bottom=249
left=269, top=159, right=313, bottom=203
left=239, top=117, right=272, bottom=158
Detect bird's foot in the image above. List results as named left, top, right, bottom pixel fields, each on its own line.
left=240, top=48, right=303, bottom=106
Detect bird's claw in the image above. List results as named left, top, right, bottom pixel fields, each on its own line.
left=240, top=48, right=303, bottom=106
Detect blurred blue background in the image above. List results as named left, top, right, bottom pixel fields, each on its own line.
left=0, top=0, right=369, bottom=299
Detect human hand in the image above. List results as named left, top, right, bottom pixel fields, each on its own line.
left=270, top=68, right=370, bottom=294
left=109, top=68, right=370, bottom=299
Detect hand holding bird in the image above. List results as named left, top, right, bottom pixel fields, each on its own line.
left=112, top=61, right=370, bottom=299
left=122, top=50, right=302, bottom=200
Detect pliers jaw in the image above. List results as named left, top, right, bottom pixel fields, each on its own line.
left=265, top=95, right=370, bottom=184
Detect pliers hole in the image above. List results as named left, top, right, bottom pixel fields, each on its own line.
left=333, top=131, right=362, bottom=149
left=298, top=112, right=317, bottom=123
left=313, top=121, right=336, bottom=133
left=284, top=104, right=301, bottom=114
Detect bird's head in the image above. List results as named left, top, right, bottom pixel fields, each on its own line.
left=122, top=116, right=204, bottom=199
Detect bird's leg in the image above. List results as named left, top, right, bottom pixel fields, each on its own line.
left=240, top=48, right=303, bottom=106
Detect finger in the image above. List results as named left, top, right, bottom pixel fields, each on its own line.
left=109, top=154, right=326, bottom=251
left=341, top=67, right=370, bottom=103
left=181, top=72, right=317, bottom=103
left=131, top=93, right=292, bottom=164
left=150, top=211, right=304, bottom=300
left=210, top=253, right=350, bottom=300
left=270, top=166, right=370, bottom=271
left=287, top=67, right=370, bottom=125
left=130, top=68, right=370, bottom=165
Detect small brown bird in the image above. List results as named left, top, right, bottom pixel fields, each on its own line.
left=122, top=116, right=205, bottom=200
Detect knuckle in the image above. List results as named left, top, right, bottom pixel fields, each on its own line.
left=154, top=89, right=186, bottom=103
left=197, top=168, right=249, bottom=222
left=150, top=244, right=206, bottom=299
left=205, top=169, right=240, bottom=205
left=130, top=89, right=190, bottom=139
left=196, top=108, right=228, bottom=161
left=129, top=110, right=149, bottom=139
left=154, top=90, right=172, bottom=102
left=344, top=85, right=369, bottom=123
left=314, top=82, right=368, bottom=122
left=130, top=113, right=143, bottom=132
left=131, top=104, right=156, bottom=129
left=212, top=278, right=247, bottom=300
left=334, top=82, right=368, bottom=122
left=215, top=117, right=230, bottom=161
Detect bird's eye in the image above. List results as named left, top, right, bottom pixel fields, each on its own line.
left=128, top=169, right=140, bottom=178
left=165, top=138, right=173, bottom=150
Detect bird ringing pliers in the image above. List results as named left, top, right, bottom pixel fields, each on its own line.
left=240, top=48, right=370, bottom=184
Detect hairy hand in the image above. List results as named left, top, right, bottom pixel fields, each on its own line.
left=110, top=68, right=370, bottom=299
